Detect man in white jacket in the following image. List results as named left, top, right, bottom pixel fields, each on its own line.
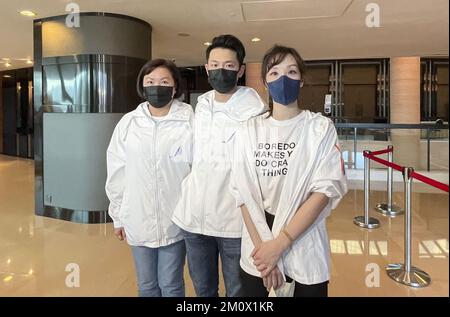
left=172, top=35, right=267, bottom=297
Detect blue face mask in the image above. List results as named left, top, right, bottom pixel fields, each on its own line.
left=267, top=75, right=301, bottom=105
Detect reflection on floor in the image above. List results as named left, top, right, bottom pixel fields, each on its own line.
left=0, top=155, right=448, bottom=297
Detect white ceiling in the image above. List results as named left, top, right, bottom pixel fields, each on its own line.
left=0, top=0, right=448, bottom=71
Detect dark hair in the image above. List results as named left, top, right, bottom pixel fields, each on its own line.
left=261, top=45, right=306, bottom=85
left=206, top=34, right=246, bottom=66
left=136, top=59, right=182, bottom=99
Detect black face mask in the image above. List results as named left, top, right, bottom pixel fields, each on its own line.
left=144, top=86, right=174, bottom=108
left=207, top=68, right=239, bottom=94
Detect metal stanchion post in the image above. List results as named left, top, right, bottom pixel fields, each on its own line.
left=375, top=145, right=404, bottom=217
left=386, top=167, right=431, bottom=287
left=354, top=150, right=380, bottom=229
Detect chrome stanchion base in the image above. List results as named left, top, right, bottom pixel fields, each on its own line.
left=353, top=216, right=380, bottom=229
left=375, top=203, right=404, bottom=217
left=386, top=263, right=431, bottom=288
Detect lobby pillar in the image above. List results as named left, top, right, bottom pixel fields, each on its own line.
left=0, top=76, right=3, bottom=153
left=34, top=13, right=152, bottom=223
left=390, top=56, right=422, bottom=169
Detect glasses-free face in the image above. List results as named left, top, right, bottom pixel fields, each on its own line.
left=265, top=54, right=303, bottom=85
left=206, top=47, right=241, bottom=71
left=205, top=48, right=246, bottom=81
left=143, top=66, right=175, bottom=88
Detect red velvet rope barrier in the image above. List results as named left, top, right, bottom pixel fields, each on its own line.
left=370, top=148, right=393, bottom=156
left=363, top=147, right=449, bottom=193
left=363, top=152, right=403, bottom=172
left=410, top=171, right=449, bottom=193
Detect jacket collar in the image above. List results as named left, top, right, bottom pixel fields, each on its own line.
left=134, top=99, right=191, bottom=122
left=196, top=86, right=268, bottom=121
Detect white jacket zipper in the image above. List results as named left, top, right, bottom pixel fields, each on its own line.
left=200, top=109, right=214, bottom=234
left=153, top=121, right=161, bottom=244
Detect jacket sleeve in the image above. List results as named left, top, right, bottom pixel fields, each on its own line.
left=105, top=121, right=127, bottom=228
left=187, top=110, right=195, bottom=165
left=229, top=128, right=245, bottom=208
left=307, top=121, right=348, bottom=216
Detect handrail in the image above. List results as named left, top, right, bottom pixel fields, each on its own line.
left=335, top=122, right=448, bottom=171
left=334, top=123, right=449, bottom=129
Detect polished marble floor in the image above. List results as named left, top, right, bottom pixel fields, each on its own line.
left=0, top=154, right=448, bottom=297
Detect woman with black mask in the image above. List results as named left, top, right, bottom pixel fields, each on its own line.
left=105, top=59, right=194, bottom=297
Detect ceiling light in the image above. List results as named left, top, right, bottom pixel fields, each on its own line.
left=203, top=42, right=212, bottom=46
left=26, top=60, right=33, bottom=64
left=5, top=62, right=12, bottom=67
left=19, top=10, right=37, bottom=17
left=3, top=75, right=12, bottom=78
left=251, top=37, right=261, bottom=42
left=1, top=58, right=10, bottom=61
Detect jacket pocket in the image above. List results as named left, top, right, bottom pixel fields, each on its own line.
left=120, top=193, right=158, bottom=245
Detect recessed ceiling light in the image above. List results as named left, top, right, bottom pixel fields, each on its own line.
left=5, top=62, right=12, bottom=67
left=203, top=42, right=212, bottom=46
left=26, top=60, right=33, bottom=64
left=251, top=37, right=261, bottom=42
left=19, top=10, right=37, bottom=17
left=3, top=75, right=12, bottom=78
left=178, top=32, right=190, bottom=37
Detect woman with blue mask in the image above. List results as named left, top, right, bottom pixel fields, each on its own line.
left=229, top=45, right=348, bottom=297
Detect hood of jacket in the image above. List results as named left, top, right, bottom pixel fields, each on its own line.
left=196, top=86, right=268, bottom=122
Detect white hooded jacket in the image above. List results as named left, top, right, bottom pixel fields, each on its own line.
left=105, top=100, right=194, bottom=248
left=230, top=111, right=348, bottom=284
left=171, top=86, right=268, bottom=238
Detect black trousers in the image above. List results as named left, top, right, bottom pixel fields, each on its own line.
left=240, top=211, right=329, bottom=297
left=240, top=268, right=328, bottom=297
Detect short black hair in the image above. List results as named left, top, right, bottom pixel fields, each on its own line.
left=136, top=59, right=182, bottom=99
left=205, top=34, right=246, bottom=66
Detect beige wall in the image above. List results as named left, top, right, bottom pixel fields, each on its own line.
left=390, top=56, right=421, bottom=169
left=245, top=62, right=268, bottom=102
left=0, top=76, right=3, bottom=153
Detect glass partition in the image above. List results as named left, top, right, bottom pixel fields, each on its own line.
left=335, top=123, right=449, bottom=171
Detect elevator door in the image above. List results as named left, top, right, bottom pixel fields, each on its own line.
left=436, top=63, right=449, bottom=121
left=420, top=59, right=449, bottom=122
left=2, top=87, right=16, bottom=156
left=301, top=64, right=333, bottom=114
left=1, top=68, right=34, bottom=158
left=341, top=64, right=378, bottom=122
